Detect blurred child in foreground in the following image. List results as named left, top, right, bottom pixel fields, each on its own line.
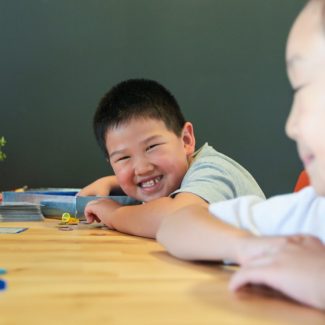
left=157, top=0, right=325, bottom=310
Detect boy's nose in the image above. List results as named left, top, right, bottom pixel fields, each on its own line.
left=285, top=102, right=299, bottom=140
left=134, top=156, right=154, bottom=176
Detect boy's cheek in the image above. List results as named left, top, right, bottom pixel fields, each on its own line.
left=115, top=170, right=134, bottom=194
left=113, top=165, right=128, bottom=181
left=115, top=173, right=129, bottom=188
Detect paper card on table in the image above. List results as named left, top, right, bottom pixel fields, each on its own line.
left=0, top=227, right=28, bottom=234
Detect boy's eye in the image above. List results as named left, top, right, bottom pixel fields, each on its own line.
left=116, top=156, right=130, bottom=163
left=146, top=144, right=160, bottom=151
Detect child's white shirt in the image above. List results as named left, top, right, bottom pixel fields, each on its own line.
left=209, top=186, right=325, bottom=242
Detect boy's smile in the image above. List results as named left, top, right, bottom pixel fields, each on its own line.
left=138, top=175, right=163, bottom=190
left=285, top=0, right=325, bottom=195
left=105, top=117, right=195, bottom=202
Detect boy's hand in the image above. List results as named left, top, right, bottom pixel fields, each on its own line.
left=84, top=198, right=122, bottom=228
left=230, top=235, right=325, bottom=310
left=78, top=176, right=120, bottom=196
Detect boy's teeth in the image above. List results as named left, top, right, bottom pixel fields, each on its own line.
left=142, top=180, right=155, bottom=188
left=141, top=177, right=160, bottom=188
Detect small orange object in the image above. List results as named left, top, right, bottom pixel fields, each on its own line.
left=294, top=170, right=310, bottom=192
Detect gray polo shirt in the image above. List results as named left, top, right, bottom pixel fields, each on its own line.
left=171, top=143, right=265, bottom=203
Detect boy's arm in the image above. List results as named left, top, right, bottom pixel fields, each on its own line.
left=84, top=192, right=207, bottom=238
left=78, top=175, right=122, bottom=196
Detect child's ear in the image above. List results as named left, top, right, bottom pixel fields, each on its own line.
left=182, top=122, right=196, bottom=155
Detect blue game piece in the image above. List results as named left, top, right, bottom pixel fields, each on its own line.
left=0, top=268, right=7, bottom=275
left=0, top=279, right=7, bottom=290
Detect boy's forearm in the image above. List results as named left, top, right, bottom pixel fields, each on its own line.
left=109, top=193, right=207, bottom=238
left=109, top=204, right=162, bottom=238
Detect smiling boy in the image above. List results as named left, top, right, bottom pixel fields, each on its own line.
left=80, top=79, right=264, bottom=238
left=105, top=117, right=193, bottom=203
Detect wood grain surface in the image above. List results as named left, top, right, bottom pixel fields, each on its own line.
left=0, top=219, right=324, bottom=324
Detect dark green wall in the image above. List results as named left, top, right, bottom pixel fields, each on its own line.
left=0, top=0, right=305, bottom=197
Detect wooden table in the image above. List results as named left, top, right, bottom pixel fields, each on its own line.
left=0, top=219, right=324, bottom=325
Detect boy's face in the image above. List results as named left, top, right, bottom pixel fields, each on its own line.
left=105, top=118, right=195, bottom=202
left=285, top=0, right=325, bottom=195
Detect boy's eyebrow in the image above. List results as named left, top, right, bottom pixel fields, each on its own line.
left=142, top=135, right=164, bottom=144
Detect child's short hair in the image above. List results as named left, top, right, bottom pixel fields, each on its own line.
left=93, top=78, right=186, bottom=157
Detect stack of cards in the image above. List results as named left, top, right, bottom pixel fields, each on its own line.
left=0, top=202, right=44, bottom=221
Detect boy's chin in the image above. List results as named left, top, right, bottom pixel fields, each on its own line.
left=139, top=194, right=161, bottom=202
left=137, top=191, right=166, bottom=203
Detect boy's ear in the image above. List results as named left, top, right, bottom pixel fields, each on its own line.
left=182, top=122, right=196, bottom=155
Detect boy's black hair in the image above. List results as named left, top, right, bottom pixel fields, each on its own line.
left=93, top=78, right=186, bottom=157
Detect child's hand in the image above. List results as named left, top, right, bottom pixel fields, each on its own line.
left=236, top=235, right=305, bottom=264
left=230, top=235, right=325, bottom=310
left=78, top=176, right=120, bottom=196
left=84, top=198, right=121, bottom=228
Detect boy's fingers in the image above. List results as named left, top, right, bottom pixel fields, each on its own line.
left=85, top=213, right=101, bottom=223
left=84, top=205, right=101, bottom=223
left=84, top=211, right=94, bottom=223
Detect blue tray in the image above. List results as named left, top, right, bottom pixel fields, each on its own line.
left=2, top=190, right=140, bottom=218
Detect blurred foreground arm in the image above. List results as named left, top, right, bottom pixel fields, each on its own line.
left=157, top=205, right=308, bottom=264
left=157, top=204, right=252, bottom=263
left=230, top=236, right=325, bottom=310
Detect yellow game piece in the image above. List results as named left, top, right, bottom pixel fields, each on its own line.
left=61, top=212, right=79, bottom=225
left=61, top=212, right=71, bottom=223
